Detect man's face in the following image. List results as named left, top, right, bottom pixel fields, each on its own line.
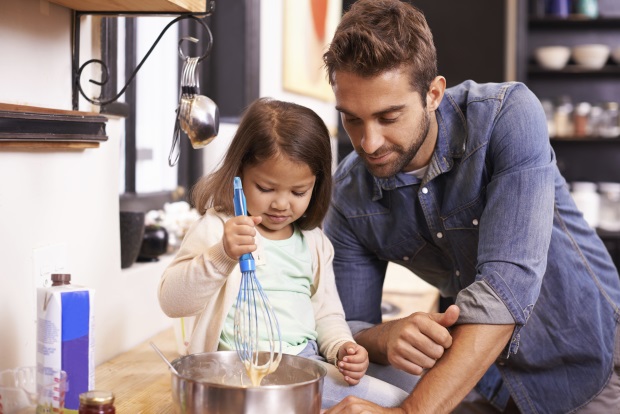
left=333, top=67, right=439, bottom=178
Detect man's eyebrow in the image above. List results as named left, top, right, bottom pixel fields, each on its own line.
left=335, top=104, right=406, bottom=117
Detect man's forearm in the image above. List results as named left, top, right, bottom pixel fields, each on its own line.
left=402, top=323, right=514, bottom=413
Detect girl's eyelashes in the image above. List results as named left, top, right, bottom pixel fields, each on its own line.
left=255, top=183, right=308, bottom=197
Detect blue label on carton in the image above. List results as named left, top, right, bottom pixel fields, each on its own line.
left=37, top=284, right=94, bottom=414
left=61, top=291, right=91, bottom=410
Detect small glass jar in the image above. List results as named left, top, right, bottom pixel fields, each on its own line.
left=599, top=102, right=620, bottom=138
left=547, top=0, right=570, bottom=18
left=554, top=104, right=573, bottom=138
left=575, top=0, right=599, bottom=18
left=598, top=182, right=620, bottom=231
left=573, top=102, right=591, bottom=137
left=589, top=104, right=604, bottom=137
left=79, top=390, right=116, bottom=414
left=570, top=182, right=600, bottom=228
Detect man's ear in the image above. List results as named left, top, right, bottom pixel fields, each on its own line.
left=426, top=76, right=446, bottom=111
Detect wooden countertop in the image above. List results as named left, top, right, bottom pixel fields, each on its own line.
left=96, top=289, right=438, bottom=413
left=95, top=328, right=178, bottom=413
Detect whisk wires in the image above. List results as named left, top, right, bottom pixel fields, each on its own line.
left=232, top=177, right=282, bottom=382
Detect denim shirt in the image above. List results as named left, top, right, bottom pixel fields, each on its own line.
left=324, top=81, right=620, bottom=413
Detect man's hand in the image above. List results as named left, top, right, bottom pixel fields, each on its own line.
left=337, top=342, right=369, bottom=385
left=322, top=396, right=406, bottom=413
left=355, top=305, right=460, bottom=376
left=383, top=304, right=460, bottom=375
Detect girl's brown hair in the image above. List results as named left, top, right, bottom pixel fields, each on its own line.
left=323, top=0, right=437, bottom=101
left=190, top=98, right=333, bottom=230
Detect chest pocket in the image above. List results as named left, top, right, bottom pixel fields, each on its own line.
left=442, top=190, right=485, bottom=231
left=441, top=192, right=485, bottom=282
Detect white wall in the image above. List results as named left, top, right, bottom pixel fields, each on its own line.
left=259, top=0, right=339, bottom=134
left=0, top=1, right=171, bottom=370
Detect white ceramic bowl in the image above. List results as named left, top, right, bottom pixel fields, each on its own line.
left=611, top=46, right=620, bottom=65
left=534, top=46, right=571, bottom=70
left=572, top=44, right=610, bottom=70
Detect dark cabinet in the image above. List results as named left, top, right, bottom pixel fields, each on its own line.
left=520, top=15, right=620, bottom=103
left=517, top=2, right=620, bottom=267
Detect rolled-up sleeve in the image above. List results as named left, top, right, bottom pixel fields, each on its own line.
left=455, top=281, right=515, bottom=324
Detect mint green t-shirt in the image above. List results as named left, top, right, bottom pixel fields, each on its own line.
left=219, top=226, right=317, bottom=355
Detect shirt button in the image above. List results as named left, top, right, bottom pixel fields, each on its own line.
left=437, top=232, right=443, bottom=239
left=421, top=187, right=429, bottom=194
left=472, top=219, right=479, bottom=226
left=403, top=256, right=409, bottom=261
left=455, top=270, right=460, bottom=277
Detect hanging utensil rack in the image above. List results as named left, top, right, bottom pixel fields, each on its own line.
left=71, top=1, right=215, bottom=111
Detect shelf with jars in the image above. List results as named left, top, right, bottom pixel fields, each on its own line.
left=519, top=0, right=620, bottom=101
left=542, top=99, right=620, bottom=139
left=522, top=1, right=620, bottom=269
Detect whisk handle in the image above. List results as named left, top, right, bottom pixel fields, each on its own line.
left=233, top=177, right=256, bottom=272
left=233, top=177, right=247, bottom=217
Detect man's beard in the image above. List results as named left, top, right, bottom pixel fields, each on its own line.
left=357, top=109, right=431, bottom=179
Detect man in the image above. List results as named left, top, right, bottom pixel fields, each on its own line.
left=322, top=1, right=620, bottom=413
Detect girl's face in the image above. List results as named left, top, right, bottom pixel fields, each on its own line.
left=242, top=154, right=316, bottom=240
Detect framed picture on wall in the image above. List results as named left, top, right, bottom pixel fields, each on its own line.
left=282, top=0, right=342, bottom=102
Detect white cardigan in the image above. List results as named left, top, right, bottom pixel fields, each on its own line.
left=158, top=208, right=353, bottom=364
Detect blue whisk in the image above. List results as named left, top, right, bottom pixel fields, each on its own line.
left=232, top=177, right=282, bottom=384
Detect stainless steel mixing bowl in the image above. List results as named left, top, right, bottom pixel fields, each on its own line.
left=170, top=351, right=326, bottom=414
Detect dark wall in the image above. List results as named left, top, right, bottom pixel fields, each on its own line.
left=200, top=0, right=260, bottom=121
left=410, top=0, right=506, bottom=87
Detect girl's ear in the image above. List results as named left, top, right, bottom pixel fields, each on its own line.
left=426, top=76, right=446, bottom=111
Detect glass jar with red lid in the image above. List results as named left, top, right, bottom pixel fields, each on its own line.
left=78, top=390, right=116, bottom=414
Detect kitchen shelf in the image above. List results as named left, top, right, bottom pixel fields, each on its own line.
left=48, top=0, right=209, bottom=13
left=528, top=64, right=620, bottom=78
left=550, top=137, right=620, bottom=143
left=521, top=3, right=620, bottom=268
left=0, top=103, right=107, bottom=149
left=529, top=16, right=620, bottom=29
left=598, top=228, right=620, bottom=239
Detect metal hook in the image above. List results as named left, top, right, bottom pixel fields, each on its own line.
left=76, top=15, right=214, bottom=107
left=178, top=36, right=199, bottom=61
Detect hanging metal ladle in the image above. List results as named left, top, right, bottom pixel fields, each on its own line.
left=180, top=57, right=219, bottom=148
left=169, top=36, right=220, bottom=167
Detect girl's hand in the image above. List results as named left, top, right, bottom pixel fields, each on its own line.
left=223, top=216, right=262, bottom=260
left=336, top=341, right=369, bottom=385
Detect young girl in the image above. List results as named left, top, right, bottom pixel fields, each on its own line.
left=158, top=98, right=408, bottom=408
